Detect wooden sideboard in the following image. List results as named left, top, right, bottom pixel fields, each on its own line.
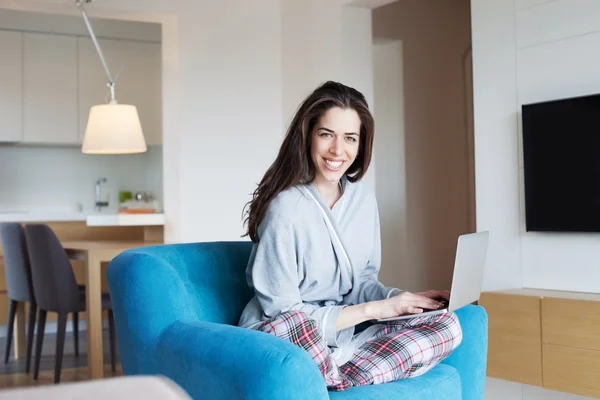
left=480, top=288, right=600, bottom=398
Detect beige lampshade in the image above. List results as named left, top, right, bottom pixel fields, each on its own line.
left=82, top=101, right=147, bottom=154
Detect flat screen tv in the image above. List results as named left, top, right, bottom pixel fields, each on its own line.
left=522, top=93, right=600, bottom=232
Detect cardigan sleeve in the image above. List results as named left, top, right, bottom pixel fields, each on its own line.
left=343, top=199, right=402, bottom=305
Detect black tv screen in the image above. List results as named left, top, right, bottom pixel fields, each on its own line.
left=522, top=93, right=600, bottom=232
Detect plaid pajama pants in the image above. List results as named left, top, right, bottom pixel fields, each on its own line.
left=256, top=310, right=462, bottom=391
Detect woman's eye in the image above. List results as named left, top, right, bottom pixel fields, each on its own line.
left=346, top=137, right=357, bottom=143
left=320, top=133, right=332, bottom=138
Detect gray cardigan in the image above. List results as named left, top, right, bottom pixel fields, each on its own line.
left=238, top=177, right=400, bottom=348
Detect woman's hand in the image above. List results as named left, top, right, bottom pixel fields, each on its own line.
left=415, top=289, right=451, bottom=301
left=365, top=291, right=446, bottom=320
left=337, top=289, right=451, bottom=330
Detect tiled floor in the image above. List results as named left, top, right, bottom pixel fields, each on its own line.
left=484, top=377, right=597, bottom=400
left=0, top=329, right=121, bottom=389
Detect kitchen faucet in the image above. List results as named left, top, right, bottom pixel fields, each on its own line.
left=95, top=177, right=109, bottom=212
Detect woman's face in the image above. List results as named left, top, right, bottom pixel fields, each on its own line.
left=310, top=107, right=361, bottom=186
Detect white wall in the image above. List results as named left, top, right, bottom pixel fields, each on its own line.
left=471, top=0, right=522, bottom=293
left=0, top=145, right=162, bottom=213
left=158, top=13, right=180, bottom=243
left=281, top=0, right=342, bottom=128
left=341, top=6, right=376, bottom=191
left=516, top=0, right=600, bottom=293
left=472, top=0, right=600, bottom=398
left=373, top=40, right=408, bottom=289
left=281, top=2, right=376, bottom=191
left=174, top=0, right=283, bottom=242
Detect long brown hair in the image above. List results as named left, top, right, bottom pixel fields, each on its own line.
left=242, top=81, right=374, bottom=242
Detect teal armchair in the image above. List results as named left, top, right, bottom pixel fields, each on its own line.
left=107, top=241, right=488, bottom=400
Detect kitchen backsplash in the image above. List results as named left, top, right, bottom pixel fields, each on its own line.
left=0, top=144, right=163, bottom=214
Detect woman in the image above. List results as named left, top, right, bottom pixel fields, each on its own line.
left=239, top=81, right=462, bottom=391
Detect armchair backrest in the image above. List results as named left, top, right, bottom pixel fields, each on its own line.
left=107, top=242, right=253, bottom=334
left=107, top=241, right=254, bottom=374
left=180, top=241, right=255, bottom=324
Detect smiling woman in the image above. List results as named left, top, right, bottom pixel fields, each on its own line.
left=310, top=108, right=361, bottom=208
left=239, top=81, right=461, bottom=391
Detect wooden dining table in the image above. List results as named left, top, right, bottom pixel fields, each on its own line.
left=13, top=240, right=162, bottom=380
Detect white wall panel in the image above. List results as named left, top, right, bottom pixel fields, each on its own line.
left=471, top=0, right=522, bottom=291
left=517, top=31, right=600, bottom=106
left=515, top=0, right=557, bottom=11
left=517, top=0, right=600, bottom=48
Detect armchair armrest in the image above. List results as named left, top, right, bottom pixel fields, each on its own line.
left=155, top=320, right=329, bottom=400
left=441, top=304, right=488, bottom=400
left=108, top=250, right=201, bottom=375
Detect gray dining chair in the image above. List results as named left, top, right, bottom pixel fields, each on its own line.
left=0, top=223, right=37, bottom=373
left=23, top=224, right=116, bottom=384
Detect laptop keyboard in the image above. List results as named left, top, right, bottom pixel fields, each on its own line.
left=422, top=299, right=449, bottom=312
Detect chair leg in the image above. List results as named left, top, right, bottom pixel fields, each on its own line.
left=54, top=312, right=67, bottom=384
left=33, top=309, right=47, bottom=380
left=4, top=300, right=17, bottom=364
left=26, top=302, right=37, bottom=374
left=72, top=312, right=79, bottom=358
left=108, top=309, right=117, bottom=373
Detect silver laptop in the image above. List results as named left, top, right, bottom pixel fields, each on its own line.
left=378, top=231, right=489, bottom=322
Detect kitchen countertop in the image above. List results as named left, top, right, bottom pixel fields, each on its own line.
left=87, top=213, right=165, bottom=226
left=0, top=211, right=165, bottom=226
left=0, top=211, right=88, bottom=222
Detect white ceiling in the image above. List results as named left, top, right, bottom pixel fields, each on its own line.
left=0, top=0, right=398, bottom=18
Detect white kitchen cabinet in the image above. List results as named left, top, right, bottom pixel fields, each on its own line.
left=78, top=38, right=162, bottom=146
left=0, top=30, right=23, bottom=142
left=23, top=33, right=78, bottom=144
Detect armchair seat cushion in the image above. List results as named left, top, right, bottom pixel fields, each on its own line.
left=329, top=364, right=460, bottom=400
